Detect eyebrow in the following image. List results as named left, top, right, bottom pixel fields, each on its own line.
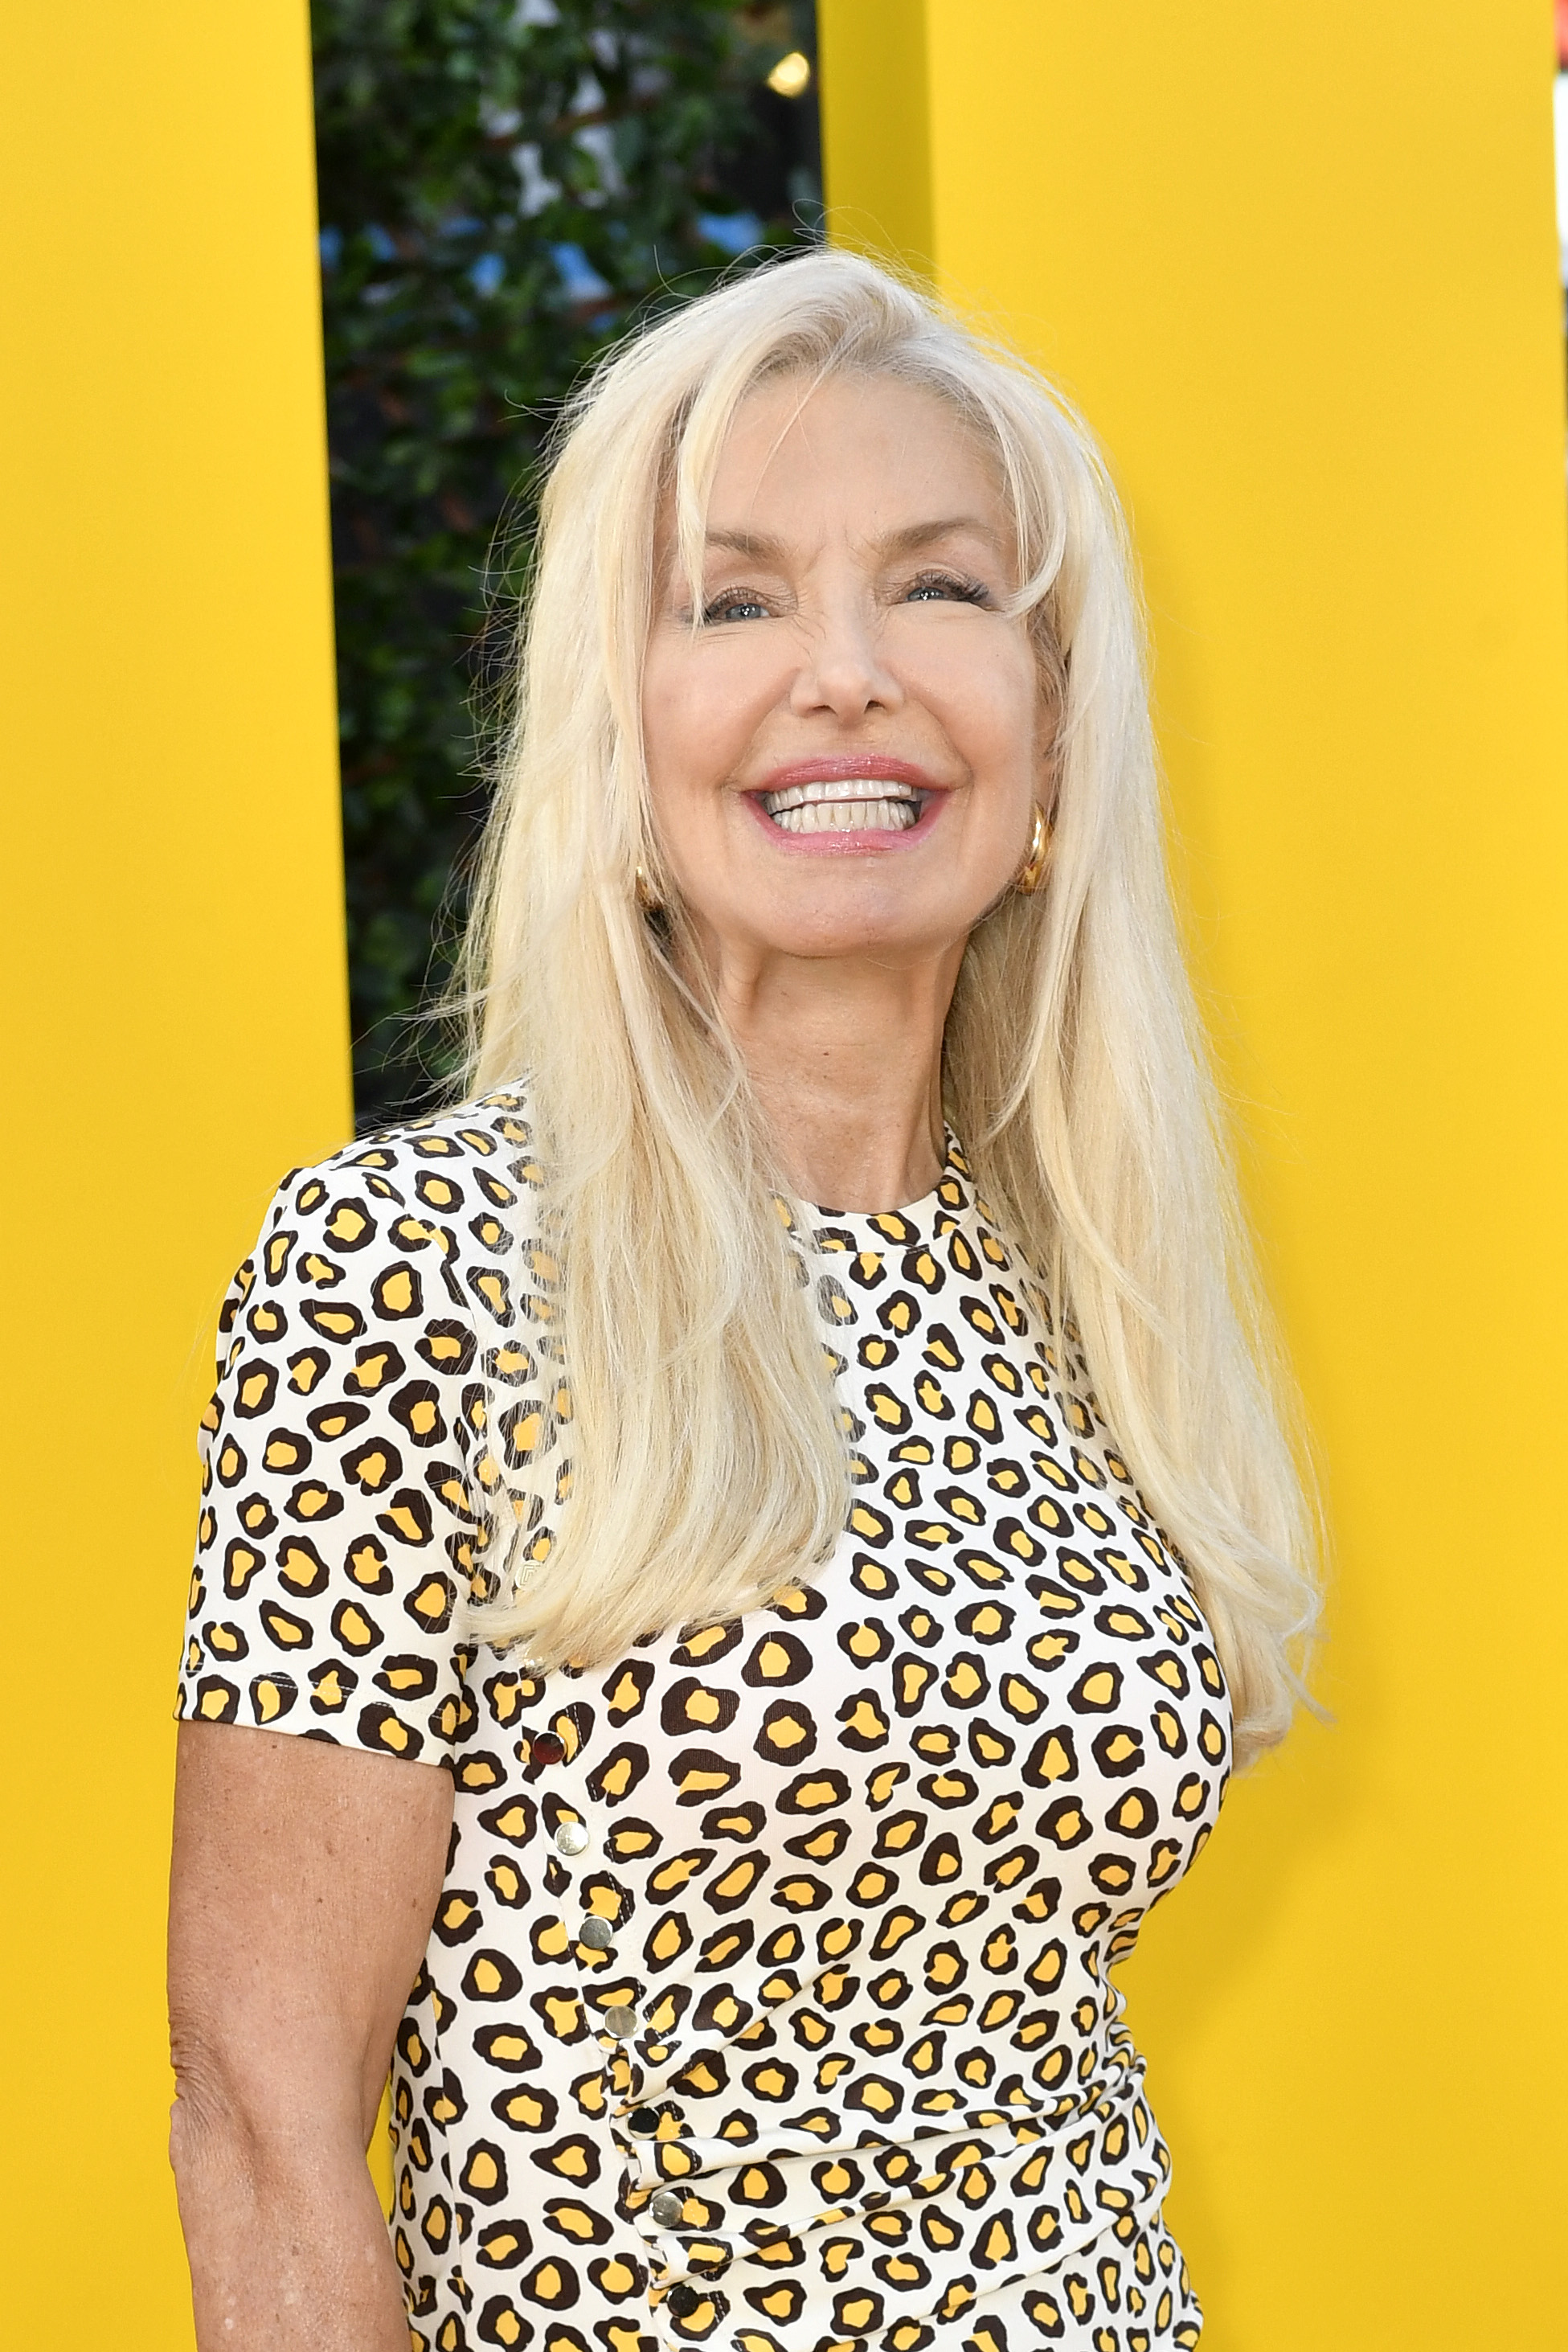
left=702, top=514, right=1004, bottom=562
left=703, top=528, right=785, bottom=559
left=881, top=515, right=1003, bottom=555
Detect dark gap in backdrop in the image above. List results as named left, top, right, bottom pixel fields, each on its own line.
left=313, top=0, right=822, bottom=1129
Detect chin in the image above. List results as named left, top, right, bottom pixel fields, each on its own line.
left=751, top=899, right=968, bottom=965
left=773, top=859, right=1001, bottom=940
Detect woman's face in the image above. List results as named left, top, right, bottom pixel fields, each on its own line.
left=641, top=373, right=1050, bottom=975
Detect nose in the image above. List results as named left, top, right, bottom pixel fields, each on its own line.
left=788, top=588, right=904, bottom=725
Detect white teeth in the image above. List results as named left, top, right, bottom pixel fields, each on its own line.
left=772, top=798, right=919, bottom=833
left=759, top=778, right=924, bottom=834
left=762, top=777, right=919, bottom=810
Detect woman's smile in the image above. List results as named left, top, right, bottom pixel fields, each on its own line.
left=745, top=753, right=948, bottom=851
left=167, top=252, right=1313, bottom=2352
left=642, top=371, right=1048, bottom=967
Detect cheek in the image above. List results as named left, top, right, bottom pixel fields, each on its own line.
left=642, top=642, right=780, bottom=798
left=919, top=637, right=1042, bottom=791
left=641, top=655, right=711, bottom=799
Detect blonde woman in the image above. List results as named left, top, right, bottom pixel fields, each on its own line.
left=169, top=250, right=1314, bottom=2352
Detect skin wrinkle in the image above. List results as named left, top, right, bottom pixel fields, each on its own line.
left=169, top=1720, right=452, bottom=2351
left=168, top=378, right=1058, bottom=2351
left=700, top=513, right=1011, bottom=566
left=643, top=374, right=1051, bottom=1215
left=170, top=257, right=1314, bottom=2352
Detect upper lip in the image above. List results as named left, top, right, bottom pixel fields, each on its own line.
left=747, top=753, right=945, bottom=797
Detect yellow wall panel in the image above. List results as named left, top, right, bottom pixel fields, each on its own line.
left=817, top=0, right=932, bottom=270
left=823, top=3, right=1568, bottom=2344
left=0, top=2, right=350, bottom=2338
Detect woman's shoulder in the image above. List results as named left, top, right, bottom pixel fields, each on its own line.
left=216, top=1080, right=551, bottom=1391
left=247, top=1081, right=542, bottom=1276
left=182, top=1084, right=550, bottom=1753
left=266, top=1082, right=542, bottom=1227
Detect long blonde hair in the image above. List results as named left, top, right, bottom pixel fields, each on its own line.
left=457, top=248, right=1316, bottom=1764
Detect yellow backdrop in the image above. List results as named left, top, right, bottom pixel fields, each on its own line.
left=0, top=2, right=350, bottom=2341
left=4, top=1, right=1565, bottom=2342
left=819, top=1, right=1568, bottom=2345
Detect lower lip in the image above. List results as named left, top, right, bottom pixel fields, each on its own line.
left=743, top=793, right=946, bottom=855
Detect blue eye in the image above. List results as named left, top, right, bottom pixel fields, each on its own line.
left=702, top=593, right=771, bottom=624
left=905, top=571, right=990, bottom=605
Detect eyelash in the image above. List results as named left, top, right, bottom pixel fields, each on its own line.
left=903, top=568, right=992, bottom=606
left=700, top=591, right=772, bottom=625
left=697, top=569, right=992, bottom=625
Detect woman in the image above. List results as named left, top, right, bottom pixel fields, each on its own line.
left=169, top=250, right=1314, bottom=2352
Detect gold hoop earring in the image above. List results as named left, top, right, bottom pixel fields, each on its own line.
left=635, top=863, right=661, bottom=913
left=1016, top=806, right=1051, bottom=895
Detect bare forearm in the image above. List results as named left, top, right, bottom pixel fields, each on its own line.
left=172, top=2099, right=408, bottom=2352
left=167, top=1724, right=452, bottom=2347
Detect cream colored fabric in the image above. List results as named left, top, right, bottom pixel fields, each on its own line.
left=179, top=1090, right=1225, bottom=2350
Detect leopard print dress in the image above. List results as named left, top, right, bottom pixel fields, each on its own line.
left=178, top=1089, right=1228, bottom=2352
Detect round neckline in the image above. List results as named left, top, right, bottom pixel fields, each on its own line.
left=808, top=1129, right=967, bottom=1243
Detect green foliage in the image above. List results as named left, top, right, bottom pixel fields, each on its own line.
left=313, top=0, right=818, bottom=1122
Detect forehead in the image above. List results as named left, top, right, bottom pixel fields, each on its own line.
left=700, top=372, right=1007, bottom=538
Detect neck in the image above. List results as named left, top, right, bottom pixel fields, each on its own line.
left=707, top=944, right=963, bottom=1211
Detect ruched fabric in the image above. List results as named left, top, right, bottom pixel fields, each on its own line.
left=178, top=1092, right=1224, bottom=2351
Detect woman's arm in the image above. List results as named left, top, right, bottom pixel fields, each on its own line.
left=168, top=1720, right=454, bottom=2350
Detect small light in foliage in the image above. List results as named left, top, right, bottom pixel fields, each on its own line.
left=767, top=49, right=811, bottom=99
left=315, top=0, right=823, bottom=1128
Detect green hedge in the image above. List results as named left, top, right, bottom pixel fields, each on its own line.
left=313, top=0, right=819, bottom=1123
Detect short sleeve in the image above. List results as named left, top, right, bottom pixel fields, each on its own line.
left=176, top=1115, right=539, bottom=1768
